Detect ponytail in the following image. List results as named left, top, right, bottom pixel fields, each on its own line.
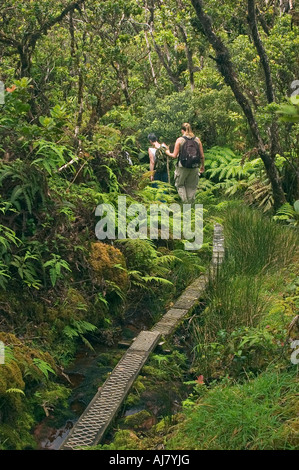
left=181, top=122, right=195, bottom=138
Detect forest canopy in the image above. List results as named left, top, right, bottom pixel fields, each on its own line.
left=0, top=0, right=298, bottom=452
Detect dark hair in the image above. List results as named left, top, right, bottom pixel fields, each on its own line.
left=148, top=133, right=158, bottom=143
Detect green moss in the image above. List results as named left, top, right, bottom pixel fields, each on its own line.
left=96, top=430, right=141, bottom=450
left=0, top=415, right=37, bottom=450
left=0, top=332, right=62, bottom=449
left=89, top=242, right=129, bottom=291
left=124, top=410, right=152, bottom=429
left=142, top=364, right=169, bottom=380
left=125, top=392, right=142, bottom=408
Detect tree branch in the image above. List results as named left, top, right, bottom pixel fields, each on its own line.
left=248, top=0, right=281, bottom=157
left=190, top=0, right=286, bottom=208
left=0, top=32, right=21, bottom=48
left=256, top=7, right=270, bottom=36
left=27, top=0, right=85, bottom=49
left=149, top=30, right=183, bottom=92
left=247, top=0, right=275, bottom=104
left=177, top=23, right=195, bottom=91
left=191, top=0, right=265, bottom=151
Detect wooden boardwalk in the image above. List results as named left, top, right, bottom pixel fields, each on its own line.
left=60, top=224, right=224, bottom=450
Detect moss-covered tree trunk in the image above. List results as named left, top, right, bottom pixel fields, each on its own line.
left=191, top=0, right=286, bottom=209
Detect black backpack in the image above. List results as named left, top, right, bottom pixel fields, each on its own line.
left=179, top=136, right=201, bottom=168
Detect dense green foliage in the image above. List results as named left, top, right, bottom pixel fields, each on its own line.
left=0, top=0, right=298, bottom=450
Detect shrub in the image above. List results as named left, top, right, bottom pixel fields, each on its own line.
left=166, top=368, right=299, bottom=450
left=223, top=205, right=298, bottom=276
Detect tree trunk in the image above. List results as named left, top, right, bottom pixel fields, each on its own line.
left=111, top=62, right=131, bottom=106
left=248, top=0, right=275, bottom=104
left=150, top=32, right=183, bottom=92
left=177, top=24, right=195, bottom=91
left=256, top=8, right=270, bottom=35
left=247, top=0, right=281, bottom=159
left=74, top=69, right=84, bottom=139
left=144, top=30, right=158, bottom=86
left=18, top=45, right=32, bottom=78
left=190, top=0, right=286, bottom=209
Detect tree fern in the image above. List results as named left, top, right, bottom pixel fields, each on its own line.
left=100, top=165, right=120, bottom=193
left=105, top=280, right=127, bottom=301
left=0, top=262, right=10, bottom=289
left=3, top=345, right=15, bottom=364
left=245, top=179, right=274, bottom=213
left=10, top=251, right=42, bottom=289
left=0, top=225, right=20, bottom=255
left=205, top=147, right=261, bottom=183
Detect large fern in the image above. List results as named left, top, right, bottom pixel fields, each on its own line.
left=204, top=146, right=262, bottom=183
left=32, top=140, right=73, bottom=176
left=0, top=159, right=47, bottom=214
left=32, top=358, right=56, bottom=379
left=63, top=320, right=98, bottom=351
left=273, top=200, right=299, bottom=226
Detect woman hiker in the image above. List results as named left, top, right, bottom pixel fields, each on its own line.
left=165, top=123, right=205, bottom=204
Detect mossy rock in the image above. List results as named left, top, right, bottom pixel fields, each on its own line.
left=116, top=239, right=157, bottom=273
left=0, top=292, right=45, bottom=326
left=89, top=242, right=129, bottom=291
left=0, top=332, right=59, bottom=449
left=125, top=392, right=142, bottom=408
left=0, top=332, right=56, bottom=398
left=124, top=410, right=152, bottom=429
left=0, top=417, right=37, bottom=450
left=97, top=353, right=112, bottom=366
left=142, top=364, right=169, bottom=380
left=98, top=429, right=141, bottom=450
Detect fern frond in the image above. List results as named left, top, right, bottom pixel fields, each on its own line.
left=6, top=388, right=25, bottom=396
left=141, top=276, right=173, bottom=286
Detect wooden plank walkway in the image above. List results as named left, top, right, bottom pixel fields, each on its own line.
left=59, top=224, right=224, bottom=450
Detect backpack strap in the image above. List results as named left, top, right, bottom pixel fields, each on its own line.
left=182, top=136, right=195, bottom=140
left=179, top=136, right=187, bottom=162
